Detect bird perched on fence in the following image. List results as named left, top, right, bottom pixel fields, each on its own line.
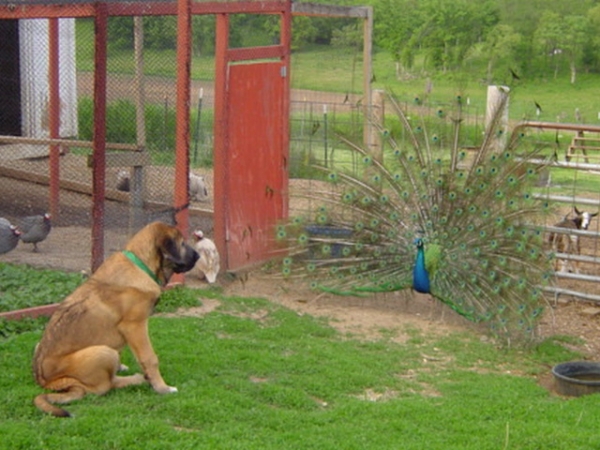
left=19, top=213, right=52, bottom=252
left=192, top=229, right=220, bottom=283
left=0, top=218, right=21, bottom=255
left=276, top=92, right=553, bottom=344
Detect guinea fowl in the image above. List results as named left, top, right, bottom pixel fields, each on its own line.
left=0, top=218, right=21, bottom=255
left=19, top=213, right=52, bottom=252
left=276, top=91, right=554, bottom=344
left=192, top=229, right=220, bottom=283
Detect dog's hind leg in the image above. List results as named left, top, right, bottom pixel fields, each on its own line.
left=70, top=346, right=146, bottom=390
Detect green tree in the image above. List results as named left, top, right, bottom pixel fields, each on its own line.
left=144, top=16, right=177, bottom=50
left=586, top=4, right=600, bottom=71
left=191, top=15, right=216, bottom=56
left=534, top=11, right=563, bottom=79
left=416, top=0, right=499, bottom=72
left=561, top=15, right=589, bottom=84
left=107, top=16, right=134, bottom=50
left=470, top=24, right=522, bottom=84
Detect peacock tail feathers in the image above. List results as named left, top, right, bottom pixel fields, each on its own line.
left=276, top=91, right=554, bottom=344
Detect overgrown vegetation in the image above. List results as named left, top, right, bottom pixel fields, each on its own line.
left=77, top=97, right=213, bottom=168
left=0, top=262, right=596, bottom=448
left=0, top=263, right=84, bottom=313
left=0, top=263, right=205, bottom=338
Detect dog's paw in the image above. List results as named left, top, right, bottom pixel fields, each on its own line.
left=118, top=364, right=129, bottom=372
left=154, top=384, right=178, bottom=394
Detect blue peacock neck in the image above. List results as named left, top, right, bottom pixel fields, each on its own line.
left=412, top=239, right=430, bottom=294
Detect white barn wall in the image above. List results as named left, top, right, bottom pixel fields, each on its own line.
left=19, top=18, right=77, bottom=139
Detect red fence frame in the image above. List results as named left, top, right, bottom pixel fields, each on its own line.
left=0, top=0, right=292, bottom=274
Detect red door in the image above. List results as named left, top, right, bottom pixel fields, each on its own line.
left=224, top=62, right=287, bottom=270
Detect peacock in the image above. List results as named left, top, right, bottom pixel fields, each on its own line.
left=276, top=91, right=554, bottom=344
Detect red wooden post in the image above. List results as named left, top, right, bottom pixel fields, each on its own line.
left=213, top=13, right=229, bottom=270
left=170, top=0, right=192, bottom=286
left=48, top=18, right=60, bottom=221
left=91, top=3, right=108, bottom=272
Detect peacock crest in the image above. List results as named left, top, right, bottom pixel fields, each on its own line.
left=276, top=91, right=554, bottom=345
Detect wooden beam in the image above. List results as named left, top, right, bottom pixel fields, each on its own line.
left=227, top=45, right=285, bottom=62
left=0, top=135, right=139, bottom=151
left=0, top=4, right=95, bottom=19
left=86, top=151, right=151, bottom=168
left=0, top=164, right=214, bottom=218
left=0, top=304, right=59, bottom=320
left=292, top=2, right=370, bottom=18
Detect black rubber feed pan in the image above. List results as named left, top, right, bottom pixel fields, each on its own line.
left=552, top=361, right=600, bottom=397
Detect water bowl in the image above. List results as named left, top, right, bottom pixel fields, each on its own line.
left=305, top=225, right=353, bottom=258
left=552, top=361, right=600, bottom=397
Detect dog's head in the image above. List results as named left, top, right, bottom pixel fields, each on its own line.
left=124, top=222, right=200, bottom=283
left=155, top=223, right=200, bottom=274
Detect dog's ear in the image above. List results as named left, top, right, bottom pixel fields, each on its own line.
left=160, top=234, right=186, bottom=265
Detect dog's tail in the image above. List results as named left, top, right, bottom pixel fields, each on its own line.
left=33, top=386, right=85, bottom=418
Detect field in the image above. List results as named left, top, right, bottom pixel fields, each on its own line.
left=2, top=265, right=600, bottom=449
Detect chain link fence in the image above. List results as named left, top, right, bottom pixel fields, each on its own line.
left=0, top=3, right=371, bottom=275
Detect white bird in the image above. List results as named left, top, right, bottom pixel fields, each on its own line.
left=192, top=230, right=220, bottom=283
left=189, top=172, right=208, bottom=202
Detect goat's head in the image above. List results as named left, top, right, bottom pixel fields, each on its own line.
left=574, top=206, right=599, bottom=230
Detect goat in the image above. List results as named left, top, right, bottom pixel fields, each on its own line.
left=189, top=172, right=209, bottom=202
left=548, top=207, right=598, bottom=273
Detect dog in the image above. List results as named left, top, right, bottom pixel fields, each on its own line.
left=32, top=222, right=199, bottom=417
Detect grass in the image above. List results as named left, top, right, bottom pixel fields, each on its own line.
left=0, top=263, right=84, bottom=313
left=0, top=264, right=599, bottom=449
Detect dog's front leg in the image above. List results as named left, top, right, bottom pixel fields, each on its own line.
left=120, top=321, right=177, bottom=394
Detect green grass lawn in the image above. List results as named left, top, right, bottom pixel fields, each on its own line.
left=0, top=264, right=598, bottom=449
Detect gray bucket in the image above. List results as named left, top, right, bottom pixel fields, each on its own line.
left=552, top=361, right=600, bottom=397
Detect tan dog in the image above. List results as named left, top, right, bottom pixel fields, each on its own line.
left=32, top=222, right=199, bottom=417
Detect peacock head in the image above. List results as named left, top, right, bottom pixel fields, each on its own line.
left=414, top=238, right=424, bottom=249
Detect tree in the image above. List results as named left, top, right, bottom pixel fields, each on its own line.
left=415, top=0, right=499, bottom=72
left=534, top=11, right=564, bottom=79
left=586, top=4, right=600, bottom=71
left=474, top=24, right=522, bottom=83
left=534, top=11, right=589, bottom=83
left=191, top=16, right=216, bottom=56
left=372, top=0, right=422, bottom=65
left=561, top=15, right=589, bottom=84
